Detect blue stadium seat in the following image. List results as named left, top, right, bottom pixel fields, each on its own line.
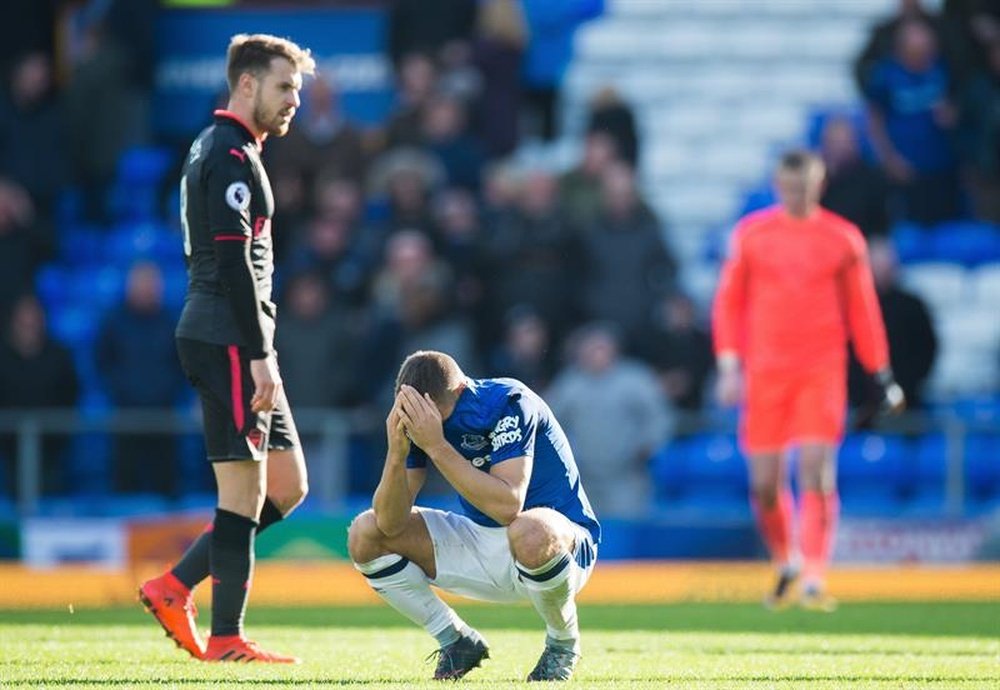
left=162, top=264, right=189, bottom=311
left=930, top=221, right=1000, bottom=267
left=892, top=222, right=933, bottom=264
left=108, top=222, right=182, bottom=266
left=952, top=396, right=1000, bottom=424
left=672, top=434, right=747, bottom=514
left=649, top=438, right=690, bottom=501
left=908, top=434, right=947, bottom=515
left=77, top=266, right=125, bottom=311
left=965, top=433, right=1000, bottom=511
left=48, top=304, right=98, bottom=346
left=36, top=265, right=69, bottom=309
left=738, top=185, right=776, bottom=217
left=837, top=433, right=908, bottom=515
left=59, top=224, right=107, bottom=266
left=116, top=146, right=173, bottom=186
left=108, top=147, right=175, bottom=223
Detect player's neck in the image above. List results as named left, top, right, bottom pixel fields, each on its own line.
left=783, top=204, right=818, bottom=220
left=222, top=101, right=265, bottom=144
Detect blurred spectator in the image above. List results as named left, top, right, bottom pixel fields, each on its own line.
left=96, top=262, right=186, bottom=497
left=387, top=0, right=477, bottom=69
left=383, top=52, right=438, bottom=149
left=547, top=323, right=671, bottom=517
left=368, top=147, right=444, bottom=236
left=481, top=159, right=523, bottom=225
left=0, top=53, right=63, bottom=310
left=636, top=293, right=714, bottom=412
left=276, top=272, right=361, bottom=408
left=587, top=86, right=640, bottom=168
left=520, top=0, right=605, bottom=141
left=265, top=75, right=367, bottom=195
left=818, top=116, right=891, bottom=238
left=63, top=19, right=137, bottom=223
left=370, top=229, right=450, bottom=316
left=96, top=263, right=185, bottom=408
left=483, top=168, right=581, bottom=344
left=0, top=52, right=67, bottom=227
left=0, top=294, right=79, bottom=496
left=849, top=240, right=937, bottom=412
left=420, top=92, right=486, bottom=192
left=365, top=247, right=478, bottom=407
left=854, top=0, right=948, bottom=92
left=437, top=38, right=483, bottom=106
left=580, top=162, right=676, bottom=345
left=958, top=39, right=1000, bottom=222
left=489, top=306, right=556, bottom=392
left=473, top=0, right=527, bottom=158
left=282, top=194, right=373, bottom=307
left=558, top=130, right=620, bottom=231
left=432, top=187, right=489, bottom=331
left=864, top=19, right=963, bottom=224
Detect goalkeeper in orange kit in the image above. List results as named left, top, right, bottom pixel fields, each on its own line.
left=712, top=151, right=904, bottom=610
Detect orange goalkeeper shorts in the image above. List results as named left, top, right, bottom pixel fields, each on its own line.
left=741, top=364, right=847, bottom=454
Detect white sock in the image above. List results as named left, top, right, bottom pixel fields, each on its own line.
left=355, top=554, right=466, bottom=645
left=516, top=552, right=579, bottom=652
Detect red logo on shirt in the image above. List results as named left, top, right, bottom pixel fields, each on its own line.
left=229, top=147, right=247, bottom=163
left=253, top=216, right=270, bottom=238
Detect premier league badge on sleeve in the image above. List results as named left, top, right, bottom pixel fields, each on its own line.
left=225, top=181, right=251, bottom=211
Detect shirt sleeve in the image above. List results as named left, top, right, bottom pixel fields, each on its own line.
left=489, top=394, right=538, bottom=464
left=841, top=226, right=890, bottom=374
left=206, top=148, right=254, bottom=240
left=405, top=445, right=428, bottom=469
left=205, top=148, right=268, bottom=358
left=712, top=222, right=749, bottom=358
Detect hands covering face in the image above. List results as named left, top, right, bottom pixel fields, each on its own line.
left=395, top=385, right=445, bottom=452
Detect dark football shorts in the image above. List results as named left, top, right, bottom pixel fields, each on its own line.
left=176, top=337, right=300, bottom=462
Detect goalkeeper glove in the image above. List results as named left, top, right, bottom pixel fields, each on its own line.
left=874, top=367, right=906, bottom=415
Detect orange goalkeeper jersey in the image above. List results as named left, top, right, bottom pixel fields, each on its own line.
left=712, top=205, right=890, bottom=375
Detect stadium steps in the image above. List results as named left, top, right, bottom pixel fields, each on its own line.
left=564, top=0, right=895, bottom=267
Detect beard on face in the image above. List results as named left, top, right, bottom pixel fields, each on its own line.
left=253, top=88, right=293, bottom=137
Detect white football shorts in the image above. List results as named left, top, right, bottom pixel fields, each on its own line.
left=417, top=507, right=597, bottom=604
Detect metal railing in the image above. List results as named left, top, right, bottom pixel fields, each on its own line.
left=0, top=408, right=992, bottom=518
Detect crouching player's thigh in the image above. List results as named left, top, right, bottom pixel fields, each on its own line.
left=507, top=508, right=597, bottom=596
left=347, top=508, right=438, bottom=579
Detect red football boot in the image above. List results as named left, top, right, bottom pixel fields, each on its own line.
left=138, top=572, right=205, bottom=659
left=204, top=635, right=301, bottom=664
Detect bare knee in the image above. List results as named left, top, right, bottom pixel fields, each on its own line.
left=507, top=511, right=571, bottom=569
left=347, top=510, right=386, bottom=563
left=268, top=478, right=308, bottom=516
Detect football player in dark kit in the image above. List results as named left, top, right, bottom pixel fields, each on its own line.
left=138, top=34, right=314, bottom=663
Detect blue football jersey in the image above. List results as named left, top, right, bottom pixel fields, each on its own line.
left=406, top=378, right=601, bottom=543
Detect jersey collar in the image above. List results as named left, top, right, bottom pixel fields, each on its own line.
left=213, top=109, right=263, bottom=149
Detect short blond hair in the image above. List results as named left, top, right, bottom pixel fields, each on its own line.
left=226, top=33, right=315, bottom=92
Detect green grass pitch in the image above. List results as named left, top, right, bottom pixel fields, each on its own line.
left=1, top=602, right=998, bottom=688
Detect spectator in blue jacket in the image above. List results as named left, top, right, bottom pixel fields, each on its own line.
left=520, top=0, right=605, bottom=141
left=96, top=262, right=186, bottom=497
left=864, top=19, right=963, bottom=224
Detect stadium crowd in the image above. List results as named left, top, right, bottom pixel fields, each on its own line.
left=0, top=0, right=997, bottom=511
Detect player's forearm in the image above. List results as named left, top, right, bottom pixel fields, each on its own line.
left=424, top=442, right=523, bottom=525
left=215, top=241, right=268, bottom=358
left=372, top=459, right=412, bottom=537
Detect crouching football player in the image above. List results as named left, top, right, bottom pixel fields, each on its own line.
left=348, top=350, right=600, bottom=681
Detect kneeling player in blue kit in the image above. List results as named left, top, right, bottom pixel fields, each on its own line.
left=348, top=350, right=600, bottom=681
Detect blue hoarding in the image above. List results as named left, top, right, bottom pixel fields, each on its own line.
left=154, top=8, right=394, bottom=137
